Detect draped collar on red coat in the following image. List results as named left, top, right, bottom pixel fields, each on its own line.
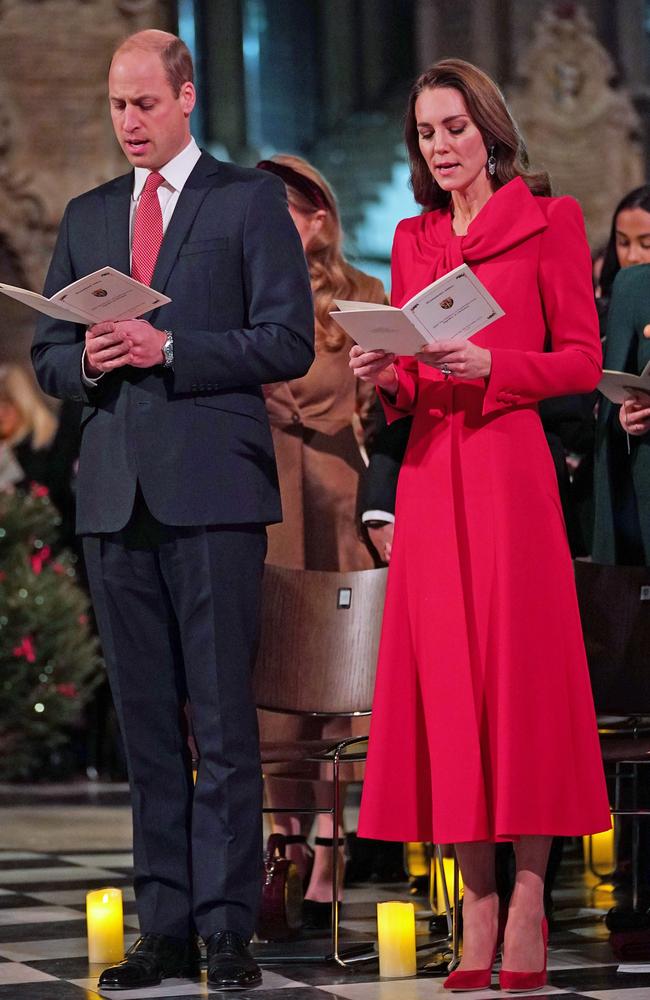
left=393, top=177, right=549, bottom=306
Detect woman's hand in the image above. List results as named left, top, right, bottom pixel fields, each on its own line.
left=619, top=395, right=650, bottom=436
left=349, top=345, right=398, bottom=393
left=416, top=339, right=492, bottom=379
left=367, top=522, right=394, bottom=564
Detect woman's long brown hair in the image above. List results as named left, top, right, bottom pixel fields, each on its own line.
left=271, top=154, right=368, bottom=351
left=405, top=58, right=551, bottom=211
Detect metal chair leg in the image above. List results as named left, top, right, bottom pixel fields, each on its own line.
left=451, top=851, right=461, bottom=969
left=332, top=751, right=342, bottom=965
left=434, top=844, right=453, bottom=937
left=632, top=762, right=640, bottom=912
left=331, top=748, right=378, bottom=967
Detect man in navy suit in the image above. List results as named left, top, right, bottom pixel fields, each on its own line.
left=32, top=30, right=313, bottom=991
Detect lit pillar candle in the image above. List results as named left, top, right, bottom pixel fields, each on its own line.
left=86, top=887, right=124, bottom=964
left=376, top=901, right=417, bottom=978
left=436, top=855, right=464, bottom=914
left=583, top=816, right=615, bottom=876
left=405, top=842, right=428, bottom=878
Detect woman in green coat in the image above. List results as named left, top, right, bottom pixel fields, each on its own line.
left=593, top=263, right=650, bottom=564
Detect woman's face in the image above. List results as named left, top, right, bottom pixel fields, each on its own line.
left=415, top=86, right=490, bottom=196
left=615, top=207, right=650, bottom=269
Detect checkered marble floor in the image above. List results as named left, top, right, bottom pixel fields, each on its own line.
left=0, top=817, right=648, bottom=998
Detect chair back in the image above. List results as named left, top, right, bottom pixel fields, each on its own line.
left=574, top=561, right=650, bottom=715
left=254, top=564, right=387, bottom=716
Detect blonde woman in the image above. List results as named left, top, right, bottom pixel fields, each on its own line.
left=0, top=364, right=58, bottom=488
left=257, top=156, right=385, bottom=926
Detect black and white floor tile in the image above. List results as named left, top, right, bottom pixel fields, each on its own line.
left=0, top=831, right=648, bottom=998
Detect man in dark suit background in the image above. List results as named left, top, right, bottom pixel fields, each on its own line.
left=32, top=30, right=313, bottom=991
left=359, top=403, right=412, bottom=564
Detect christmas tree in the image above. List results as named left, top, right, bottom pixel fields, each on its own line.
left=0, top=484, right=103, bottom=780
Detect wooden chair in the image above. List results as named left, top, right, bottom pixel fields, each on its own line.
left=574, top=560, right=650, bottom=906
left=254, top=564, right=387, bottom=966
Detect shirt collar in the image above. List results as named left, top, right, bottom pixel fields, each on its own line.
left=132, top=136, right=201, bottom=200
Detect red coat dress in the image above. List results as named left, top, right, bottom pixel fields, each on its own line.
left=358, top=178, right=611, bottom=844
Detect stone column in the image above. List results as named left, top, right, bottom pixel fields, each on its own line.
left=319, top=0, right=360, bottom=129
left=614, top=0, right=647, bottom=93
left=414, top=0, right=442, bottom=72
left=200, top=0, right=248, bottom=160
left=469, top=0, right=502, bottom=79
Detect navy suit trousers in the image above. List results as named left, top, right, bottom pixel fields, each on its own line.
left=83, top=493, right=266, bottom=940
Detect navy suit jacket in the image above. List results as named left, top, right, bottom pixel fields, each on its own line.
left=32, top=152, right=314, bottom=533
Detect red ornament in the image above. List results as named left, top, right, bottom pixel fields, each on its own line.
left=56, top=683, right=78, bottom=699
left=13, top=637, right=36, bottom=663
left=30, top=545, right=52, bottom=575
left=30, top=483, right=49, bottom=498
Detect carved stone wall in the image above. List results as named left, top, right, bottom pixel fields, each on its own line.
left=508, top=3, right=644, bottom=248
left=0, top=0, right=171, bottom=364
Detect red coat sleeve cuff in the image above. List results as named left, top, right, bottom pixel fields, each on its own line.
left=378, top=359, right=418, bottom=423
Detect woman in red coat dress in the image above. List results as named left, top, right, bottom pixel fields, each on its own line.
left=350, top=59, right=610, bottom=993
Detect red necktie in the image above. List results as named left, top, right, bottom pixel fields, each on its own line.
left=131, top=171, right=164, bottom=286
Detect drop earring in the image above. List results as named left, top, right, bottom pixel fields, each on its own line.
left=487, top=145, right=497, bottom=177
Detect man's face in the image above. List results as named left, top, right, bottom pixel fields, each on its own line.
left=108, top=49, right=195, bottom=170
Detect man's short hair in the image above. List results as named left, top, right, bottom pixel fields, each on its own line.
left=113, top=31, right=194, bottom=97
left=160, top=36, right=194, bottom=96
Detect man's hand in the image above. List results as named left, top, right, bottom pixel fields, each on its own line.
left=417, top=339, right=492, bottom=379
left=85, top=321, right=131, bottom=375
left=619, top=394, right=650, bottom=436
left=113, top=320, right=167, bottom=369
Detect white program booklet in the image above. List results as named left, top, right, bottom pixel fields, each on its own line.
left=598, top=360, right=650, bottom=404
left=330, top=263, right=504, bottom=354
left=0, top=267, right=171, bottom=325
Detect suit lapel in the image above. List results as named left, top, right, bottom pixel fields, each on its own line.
left=151, top=152, right=220, bottom=295
left=104, top=172, right=132, bottom=275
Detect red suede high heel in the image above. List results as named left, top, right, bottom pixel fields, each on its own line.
left=499, top=916, right=548, bottom=993
left=443, top=947, right=497, bottom=992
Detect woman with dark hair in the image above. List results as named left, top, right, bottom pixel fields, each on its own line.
left=350, top=59, right=610, bottom=992
left=598, top=185, right=650, bottom=304
left=593, top=260, right=650, bottom=563
left=587, top=186, right=650, bottom=565
left=256, top=156, right=385, bottom=926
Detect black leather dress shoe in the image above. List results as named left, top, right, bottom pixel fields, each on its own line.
left=98, top=933, right=201, bottom=990
left=205, top=930, right=262, bottom=990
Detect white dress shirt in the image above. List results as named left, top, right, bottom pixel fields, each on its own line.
left=83, top=136, right=202, bottom=384
left=129, top=137, right=202, bottom=256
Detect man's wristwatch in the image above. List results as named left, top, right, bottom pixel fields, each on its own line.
left=161, top=330, right=174, bottom=368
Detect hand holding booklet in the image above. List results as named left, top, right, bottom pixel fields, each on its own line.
left=0, top=267, right=171, bottom=325
left=330, top=263, right=504, bottom=354
left=598, top=361, right=650, bottom=404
